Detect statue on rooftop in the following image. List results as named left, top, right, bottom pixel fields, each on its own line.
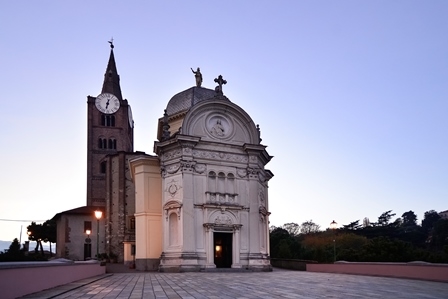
left=191, top=67, right=202, bottom=87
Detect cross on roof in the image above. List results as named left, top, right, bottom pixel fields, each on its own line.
left=214, top=75, right=227, bottom=95
left=108, top=37, right=114, bottom=49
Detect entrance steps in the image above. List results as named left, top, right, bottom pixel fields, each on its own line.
left=201, top=267, right=252, bottom=272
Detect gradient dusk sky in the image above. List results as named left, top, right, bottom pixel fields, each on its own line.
left=1, top=1, right=447, bottom=243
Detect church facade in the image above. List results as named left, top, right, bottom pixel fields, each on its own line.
left=54, top=45, right=274, bottom=271
left=130, top=80, right=273, bottom=271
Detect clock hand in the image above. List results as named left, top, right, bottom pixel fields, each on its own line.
left=105, top=100, right=110, bottom=109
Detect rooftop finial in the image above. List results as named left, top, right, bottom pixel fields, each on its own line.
left=108, top=37, right=114, bottom=49
left=214, top=75, right=227, bottom=95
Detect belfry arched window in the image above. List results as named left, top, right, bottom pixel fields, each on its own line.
left=98, top=138, right=116, bottom=150
left=101, top=114, right=115, bottom=127
left=98, top=138, right=107, bottom=149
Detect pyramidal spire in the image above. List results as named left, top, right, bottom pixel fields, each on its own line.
left=101, top=39, right=123, bottom=100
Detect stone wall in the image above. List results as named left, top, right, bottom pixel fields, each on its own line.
left=270, top=258, right=317, bottom=271
left=0, top=260, right=105, bottom=299
left=307, top=261, right=448, bottom=283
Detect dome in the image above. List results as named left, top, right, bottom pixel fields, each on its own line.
left=166, top=86, right=216, bottom=116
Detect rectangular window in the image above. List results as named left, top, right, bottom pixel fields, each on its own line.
left=130, top=217, right=135, bottom=230
left=84, top=221, right=92, bottom=233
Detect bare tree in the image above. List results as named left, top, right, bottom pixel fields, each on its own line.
left=282, top=222, right=300, bottom=236
left=300, top=220, right=321, bottom=234
left=362, top=217, right=370, bottom=227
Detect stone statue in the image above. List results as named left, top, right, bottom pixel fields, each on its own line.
left=191, top=67, right=202, bottom=87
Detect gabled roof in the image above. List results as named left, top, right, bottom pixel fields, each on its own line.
left=51, top=206, right=105, bottom=221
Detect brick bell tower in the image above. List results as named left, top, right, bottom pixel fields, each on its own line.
left=86, top=42, right=134, bottom=207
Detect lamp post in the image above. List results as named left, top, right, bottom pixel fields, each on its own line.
left=94, top=210, right=103, bottom=260
left=85, top=229, right=92, bottom=260
left=330, top=220, right=337, bottom=263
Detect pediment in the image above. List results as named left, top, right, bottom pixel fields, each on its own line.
left=181, top=100, right=260, bottom=145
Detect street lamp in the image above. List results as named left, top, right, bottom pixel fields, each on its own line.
left=330, top=220, right=337, bottom=263
left=95, top=210, right=103, bottom=260
left=85, top=229, right=92, bottom=260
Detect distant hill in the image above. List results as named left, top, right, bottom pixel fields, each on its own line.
left=0, top=240, right=53, bottom=253
left=0, top=240, right=11, bottom=252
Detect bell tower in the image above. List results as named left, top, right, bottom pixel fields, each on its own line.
left=86, top=42, right=134, bottom=207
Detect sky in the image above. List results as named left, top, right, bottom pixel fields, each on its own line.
left=1, top=1, right=447, bottom=243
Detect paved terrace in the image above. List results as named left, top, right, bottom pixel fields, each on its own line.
left=21, top=268, right=448, bottom=299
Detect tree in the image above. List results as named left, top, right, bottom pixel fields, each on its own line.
left=377, top=210, right=396, bottom=226
left=342, top=220, right=361, bottom=230
left=431, top=219, right=448, bottom=248
left=27, top=220, right=57, bottom=256
left=422, top=210, right=441, bottom=233
left=269, top=227, right=301, bottom=259
left=300, top=220, right=320, bottom=234
left=362, top=217, right=370, bottom=227
left=0, top=239, right=25, bottom=262
left=401, top=211, right=417, bottom=227
left=282, top=223, right=300, bottom=236
left=42, top=220, right=57, bottom=256
left=27, top=222, right=44, bottom=255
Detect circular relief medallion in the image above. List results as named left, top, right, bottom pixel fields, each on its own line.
left=205, top=113, right=234, bottom=140
left=168, top=184, right=178, bottom=195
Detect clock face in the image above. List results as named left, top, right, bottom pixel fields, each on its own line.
left=128, top=105, right=134, bottom=128
left=95, top=93, right=120, bottom=114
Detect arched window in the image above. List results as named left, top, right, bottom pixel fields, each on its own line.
left=217, top=172, right=226, bottom=194
left=208, top=171, right=216, bottom=193
left=207, top=171, right=238, bottom=203
left=227, top=173, right=235, bottom=194
left=105, top=139, right=117, bottom=150
left=98, top=138, right=107, bottom=149
left=101, top=114, right=115, bottom=127
left=108, top=139, right=113, bottom=149
left=100, top=161, right=106, bottom=174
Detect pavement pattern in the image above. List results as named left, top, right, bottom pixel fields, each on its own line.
left=20, top=268, right=448, bottom=299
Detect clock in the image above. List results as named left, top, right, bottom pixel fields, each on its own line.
left=128, top=105, right=134, bottom=128
left=95, top=93, right=120, bottom=114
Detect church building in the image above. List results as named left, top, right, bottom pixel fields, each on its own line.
left=54, top=44, right=274, bottom=272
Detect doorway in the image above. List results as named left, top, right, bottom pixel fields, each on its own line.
left=84, top=243, right=91, bottom=260
left=214, top=232, right=232, bottom=268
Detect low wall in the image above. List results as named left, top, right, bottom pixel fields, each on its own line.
left=0, top=259, right=106, bottom=299
left=307, top=261, right=448, bottom=283
left=270, top=258, right=317, bottom=271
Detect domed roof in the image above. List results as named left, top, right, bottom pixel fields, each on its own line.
left=166, top=86, right=216, bottom=116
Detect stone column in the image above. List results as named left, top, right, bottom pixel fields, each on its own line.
left=232, top=225, right=242, bottom=268
left=204, top=224, right=216, bottom=268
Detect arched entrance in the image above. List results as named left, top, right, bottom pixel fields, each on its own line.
left=214, top=232, right=232, bottom=268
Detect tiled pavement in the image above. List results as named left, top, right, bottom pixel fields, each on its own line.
left=20, top=268, right=448, bottom=299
